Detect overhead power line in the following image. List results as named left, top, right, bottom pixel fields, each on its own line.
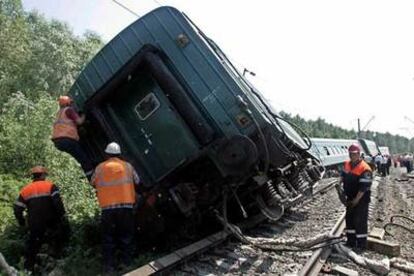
left=361, top=116, right=375, bottom=131
left=112, top=0, right=141, bottom=18
left=152, top=0, right=163, bottom=6
left=404, top=115, right=414, bottom=126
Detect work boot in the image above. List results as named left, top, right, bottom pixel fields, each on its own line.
left=354, top=247, right=366, bottom=255
left=345, top=235, right=356, bottom=248
left=344, top=240, right=356, bottom=249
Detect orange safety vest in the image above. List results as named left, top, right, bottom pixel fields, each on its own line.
left=343, top=160, right=372, bottom=176
left=52, top=107, right=79, bottom=141
left=93, top=158, right=136, bottom=209
left=20, top=180, right=54, bottom=201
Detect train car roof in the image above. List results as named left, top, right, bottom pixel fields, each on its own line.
left=68, top=6, right=186, bottom=109
left=310, top=138, right=358, bottom=143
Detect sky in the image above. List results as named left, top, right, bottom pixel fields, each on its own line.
left=22, top=0, right=414, bottom=138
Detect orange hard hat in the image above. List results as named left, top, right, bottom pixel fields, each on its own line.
left=348, top=143, right=361, bottom=154
left=58, top=96, right=72, bottom=107
left=30, top=166, right=48, bottom=174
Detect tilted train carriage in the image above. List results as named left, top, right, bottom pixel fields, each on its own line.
left=69, top=6, right=324, bottom=235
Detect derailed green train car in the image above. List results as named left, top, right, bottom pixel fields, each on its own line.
left=69, top=7, right=323, bottom=228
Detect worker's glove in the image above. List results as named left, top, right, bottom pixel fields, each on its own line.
left=346, top=199, right=359, bottom=208
left=335, top=183, right=347, bottom=205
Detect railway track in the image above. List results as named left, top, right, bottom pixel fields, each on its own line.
left=125, top=176, right=382, bottom=276
left=299, top=176, right=379, bottom=276
left=125, top=178, right=341, bottom=275
left=299, top=212, right=346, bottom=276
left=126, top=176, right=372, bottom=276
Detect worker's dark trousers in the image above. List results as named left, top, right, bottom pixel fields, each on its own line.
left=345, top=201, right=369, bottom=249
left=24, top=222, right=68, bottom=271
left=381, top=165, right=387, bottom=176
left=53, top=138, right=94, bottom=179
left=376, top=162, right=381, bottom=173
left=24, top=228, right=45, bottom=271
left=101, top=208, right=136, bottom=272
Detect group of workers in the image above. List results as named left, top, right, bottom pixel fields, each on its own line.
left=396, top=153, right=414, bottom=173
left=374, top=153, right=392, bottom=177
left=14, top=96, right=139, bottom=273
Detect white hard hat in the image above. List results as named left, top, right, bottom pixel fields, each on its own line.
left=105, top=142, right=121, bottom=155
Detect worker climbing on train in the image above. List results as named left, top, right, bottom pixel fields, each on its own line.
left=13, top=166, right=69, bottom=272
left=52, top=95, right=94, bottom=179
left=338, top=143, right=372, bottom=252
left=90, top=142, right=140, bottom=273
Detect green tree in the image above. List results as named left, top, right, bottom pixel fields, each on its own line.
left=0, top=0, right=30, bottom=100
left=0, top=0, right=103, bottom=102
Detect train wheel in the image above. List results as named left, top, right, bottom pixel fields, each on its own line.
left=255, top=193, right=284, bottom=222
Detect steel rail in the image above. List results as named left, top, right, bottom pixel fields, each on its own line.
left=298, top=211, right=346, bottom=276
left=124, top=230, right=231, bottom=276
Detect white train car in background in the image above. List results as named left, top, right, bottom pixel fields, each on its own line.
left=309, top=138, right=360, bottom=169
left=309, top=138, right=380, bottom=172
left=379, top=146, right=390, bottom=156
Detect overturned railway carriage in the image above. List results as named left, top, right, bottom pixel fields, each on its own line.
left=69, top=7, right=323, bottom=232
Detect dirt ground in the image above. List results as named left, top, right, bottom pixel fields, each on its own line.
left=327, top=167, right=414, bottom=275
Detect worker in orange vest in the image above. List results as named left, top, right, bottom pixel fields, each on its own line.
left=91, top=142, right=140, bottom=273
left=14, top=166, right=69, bottom=272
left=52, top=95, right=93, bottom=179
left=340, top=143, right=372, bottom=251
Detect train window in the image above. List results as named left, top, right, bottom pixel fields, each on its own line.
left=323, top=146, right=330, bottom=156
left=134, top=93, right=160, bottom=120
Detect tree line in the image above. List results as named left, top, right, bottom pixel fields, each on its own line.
left=280, top=112, right=414, bottom=154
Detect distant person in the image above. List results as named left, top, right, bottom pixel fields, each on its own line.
left=400, top=154, right=407, bottom=170
left=14, top=166, right=69, bottom=272
left=407, top=153, right=413, bottom=173
left=393, top=155, right=398, bottom=168
left=339, top=144, right=372, bottom=251
left=52, top=95, right=94, bottom=179
left=91, top=142, right=140, bottom=273
left=374, top=153, right=383, bottom=175
left=381, top=154, right=388, bottom=176
left=386, top=155, right=392, bottom=175
left=362, top=153, right=375, bottom=171
left=403, top=153, right=411, bottom=172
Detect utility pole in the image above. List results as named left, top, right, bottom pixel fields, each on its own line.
left=402, top=116, right=414, bottom=152
left=357, top=118, right=361, bottom=138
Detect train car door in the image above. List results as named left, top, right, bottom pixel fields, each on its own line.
left=106, top=72, right=199, bottom=182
